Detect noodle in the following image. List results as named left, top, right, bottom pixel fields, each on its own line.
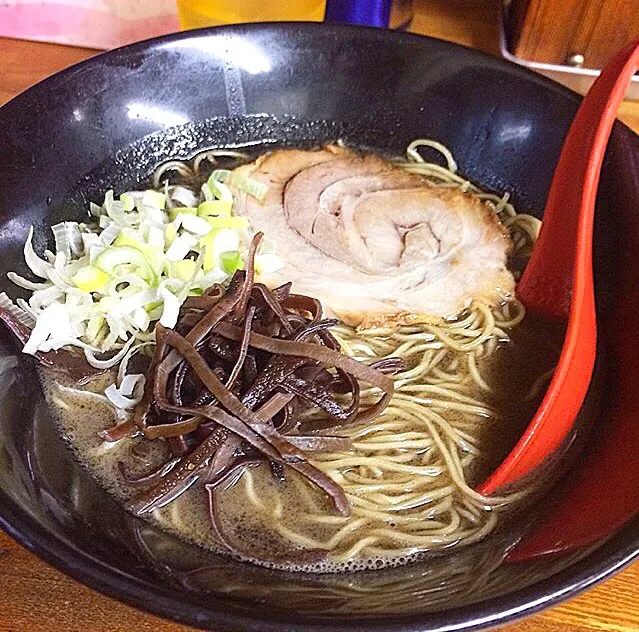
left=144, top=139, right=544, bottom=566
left=132, top=140, right=546, bottom=568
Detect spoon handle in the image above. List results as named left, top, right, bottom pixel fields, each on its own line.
left=518, top=41, right=639, bottom=317
left=479, top=41, right=639, bottom=494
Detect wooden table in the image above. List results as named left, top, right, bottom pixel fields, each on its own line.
left=2, top=1, right=639, bottom=631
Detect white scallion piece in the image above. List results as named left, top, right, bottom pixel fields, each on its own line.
left=171, top=186, right=198, bottom=208
left=209, top=170, right=267, bottom=202
left=6, top=172, right=259, bottom=357
left=105, top=382, right=141, bottom=410
left=179, top=213, right=212, bottom=236
left=24, top=228, right=53, bottom=279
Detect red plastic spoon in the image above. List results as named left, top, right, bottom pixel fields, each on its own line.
left=478, top=41, right=639, bottom=495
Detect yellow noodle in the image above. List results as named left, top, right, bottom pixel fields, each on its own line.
left=152, top=160, right=193, bottom=187
left=525, top=366, right=556, bottom=402
left=147, top=140, right=544, bottom=566
left=224, top=140, right=545, bottom=563
left=468, top=352, right=493, bottom=392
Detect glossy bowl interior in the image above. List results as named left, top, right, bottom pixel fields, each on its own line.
left=1, top=23, right=639, bottom=632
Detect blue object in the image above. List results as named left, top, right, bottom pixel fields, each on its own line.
left=324, top=0, right=393, bottom=27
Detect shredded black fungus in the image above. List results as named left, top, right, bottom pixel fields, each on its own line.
left=109, top=234, right=402, bottom=555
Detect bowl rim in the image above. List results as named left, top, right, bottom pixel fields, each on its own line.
left=0, top=20, right=585, bottom=118
left=3, top=481, right=639, bottom=632
left=1, top=21, right=639, bottom=632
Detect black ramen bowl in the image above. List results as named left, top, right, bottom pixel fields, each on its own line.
left=1, top=23, right=639, bottom=632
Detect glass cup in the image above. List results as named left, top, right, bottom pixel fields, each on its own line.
left=176, top=0, right=413, bottom=30
left=176, top=0, right=326, bottom=28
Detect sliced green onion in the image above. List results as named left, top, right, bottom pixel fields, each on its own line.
left=85, top=314, right=105, bottom=344
left=104, top=190, right=130, bottom=226
left=72, top=265, right=111, bottom=293
left=129, top=306, right=150, bottom=331
left=209, top=170, right=267, bottom=202
left=171, top=186, right=198, bottom=208
left=165, top=233, right=197, bottom=262
left=220, top=250, right=244, bottom=275
left=206, top=216, right=249, bottom=231
left=171, top=259, right=198, bottom=281
left=114, top=229, right=160, bottom=258
left=168, top=206, right=197, bottom=222
left=209, top=179, right=233, bottom=202
left=158, top=284, right=181, bottom=328
left=83, top=336, right=136, bottom=369
left=66, top=222, right=84, bottom=257
left=255, top=253, right=284, bottom=275
left=146, top=226, right=165, bottom=251
left=95, top=246, right=154, bottom=282
left=22, top=302, right=72, bottom=355
left=142, top=189, right=166, bottom=210
left=200, top=228, right=240, bottom=272
left=51, top=223, right=71, bottom=260
left=178, top=213, right=212, bottom=236
left=9, top=170, right=259, bottom=358
left=197, top=200, right=232, bottom=217
left=120, top=193, right=135, bottom=212
left=24, top=228, right=52, bottom=278
left=105, top=383, right=138, bottom=410
left=7, top=272, right=52, bottom=291
left=164, top=223, right=178, bottom=247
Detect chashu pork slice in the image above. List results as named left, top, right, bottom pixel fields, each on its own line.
left=232, top=147, right=515, bottom=328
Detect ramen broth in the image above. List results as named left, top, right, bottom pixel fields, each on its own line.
left=3, top=138, right=566, bottom=573
left=41, top=312, right=563, bottom=573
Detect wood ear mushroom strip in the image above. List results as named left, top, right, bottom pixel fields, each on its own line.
left=115, top=235, right=403, bottom=556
